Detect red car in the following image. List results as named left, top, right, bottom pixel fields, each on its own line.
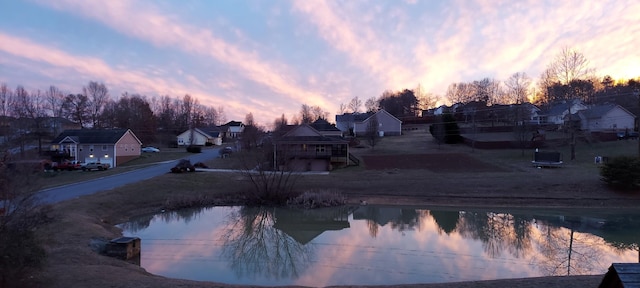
left=53, top=161, right=82, bottom=171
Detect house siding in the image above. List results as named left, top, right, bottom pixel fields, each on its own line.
left=353, top=110, right=402, bottom=136
left=177, top=129, right=222, bottom=146
left=584, top=107, right=635, bottom=131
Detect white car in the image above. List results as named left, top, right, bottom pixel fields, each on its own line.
left=141, top=146, right=160, bottom=153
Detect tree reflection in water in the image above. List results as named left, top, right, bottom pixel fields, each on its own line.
left=118, top=205, right=640, bottom=284
left=534, top=220, right=603, bottom=276
left=219, top=206, right=314, bottom=280
left=456, top=212, right=533, bottom=259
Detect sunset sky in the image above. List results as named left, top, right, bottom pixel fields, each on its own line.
left=1, top=0, right=639, bottom=126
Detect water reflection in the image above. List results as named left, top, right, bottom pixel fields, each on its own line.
left=119, top=205, right=640, bottom=286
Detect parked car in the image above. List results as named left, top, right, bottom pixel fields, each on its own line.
left=219, top=146, right=233, bottom=157
left=142, top=146, right=160, bottom=153
left=52, top=160, right=82, bottom=171
left=617, top=131, right=639, bottom=140
left=81, top=162, right=110, bottom=171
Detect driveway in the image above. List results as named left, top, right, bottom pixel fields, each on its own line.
left=38, top=148, right=221, bottom=204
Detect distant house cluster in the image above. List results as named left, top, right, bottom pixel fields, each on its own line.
left=423, top=99, right=636, bottom=133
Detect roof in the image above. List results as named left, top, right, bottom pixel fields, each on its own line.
left=193, top=128, right=221, bottom=138
left=277, top=124, right=347, bottom=144
left=544, top=99, right=584, bottom=116
left=221, top=120, right=243, bottom=127
left=51, top=129, right=141, bottom=145
left=310, top=119, right=341, bottom=132
left=580, top=103, right=635, bottom=119
left=277, top=135, right=347, bottom=144
left=336, top=112, right=374, bottom=123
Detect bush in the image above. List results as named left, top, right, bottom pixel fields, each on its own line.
left=186, top=145, right=201, bottom=153
left=600, top=156, right=640, bottom=190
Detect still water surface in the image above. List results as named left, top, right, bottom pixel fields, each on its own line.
left=119, top=205, right=640, bottom=286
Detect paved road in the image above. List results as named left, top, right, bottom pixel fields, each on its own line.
left=38, top=148, right=221, bottom=204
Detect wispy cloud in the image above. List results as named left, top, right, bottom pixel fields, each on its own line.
left=0, top=32, right=257, bottom=114
left=36, top=0, right=331, bottom=114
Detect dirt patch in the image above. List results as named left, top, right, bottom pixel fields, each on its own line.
left=361, top=153, right=508, bottom=172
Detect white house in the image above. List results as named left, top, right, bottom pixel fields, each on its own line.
left=576, top=104, right=636, bottom=131
left=543, top=99, right=588, bottom=125
left=337, top=110, right=403, bottom=137
left=176, top=128, right=223, bottom=146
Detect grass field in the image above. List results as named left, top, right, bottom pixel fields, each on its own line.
left=30, top=130, right=640, bottom=288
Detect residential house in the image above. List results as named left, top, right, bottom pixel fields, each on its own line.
left=541, top=99, right=588, bottom=125
left=219, top=121, right=244, bottom=141
left=50, top=129, right=142, bottom=167
left=274, top=124, right=350, bottom=171
left=336, top=109, right=402, bottom=137
left=310, top=118, right=343, bottom=137
left=505, top=103, right=542, bottom=125
left=575, top=104, right=636, bottom=131
left=176, top=127, right=223, bottom=146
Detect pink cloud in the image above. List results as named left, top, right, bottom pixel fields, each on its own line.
left=36, top=0, right=331, bottom=124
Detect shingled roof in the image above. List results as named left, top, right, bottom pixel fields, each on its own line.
left=51, top=129, right=139, bottom=144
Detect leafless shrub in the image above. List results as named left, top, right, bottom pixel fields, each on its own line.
left=0, top=151, right=51, bottom=288
left=287, top=189, right=346, bottom=209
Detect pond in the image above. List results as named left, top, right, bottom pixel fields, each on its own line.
left=119, top=205, right=640, bottom=286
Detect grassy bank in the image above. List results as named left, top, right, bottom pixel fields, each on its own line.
left=33, top=131, right=640, bottom=288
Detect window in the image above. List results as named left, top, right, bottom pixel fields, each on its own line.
left=316, top=145, right=325, bottom=153
left=102, top=145, right=108, bottom=151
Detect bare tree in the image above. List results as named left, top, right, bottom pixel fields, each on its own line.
left=62, top=94, right=90, bottom=128
left=505, top=72, right=532, bottom=105
left=216, top=106, right=227, bottom=126
left=445, top=82, right=474, bottom=104
left=337, top=103, right=348, bottom=115
left=537, top=47, right=595, bottom=105
left=365, top=115, right=379, bottom=149
left=364, top=97, right=379, bottom=112
left=273, top=113, right=288, bottom=133
left=415, top=84, right=439, bottom=111
left=12, top=87, right=49, bottom=154
left=83, top=81, right=109, bottom=128
left=348, top=96, right=362, bottom=113
left=552, top=47, right=594, bottom=85
left=0, top=151, right=50, bottom=287
left=45, top=85, right=66, bottom=136
left=0, top=83, right=10, bottom=118
left=505, top=73, right=533, bottom=156
left=310, top=105, right=328, bottom=121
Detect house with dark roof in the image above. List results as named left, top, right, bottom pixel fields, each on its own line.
left=575, top=104, right=636, bottom=131
left=310, top=118, right=343, bottom=137
left=541, top=99, right=587, bottom=125
left=274, top=124, right=351, bottom=171
left=336, top=109, right=402, bottom=137
left=219, top=121, right=245, bottom=140
left=50, top=129, right=142, bottom=167
left=176, top=127, right=223, bottom=146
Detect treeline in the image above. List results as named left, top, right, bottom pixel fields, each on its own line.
left=0, top=81, right=227, bottom=146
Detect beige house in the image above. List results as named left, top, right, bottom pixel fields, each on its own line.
left=176, top=128, right=223, bottom=146
left=50, top=129, right=142, bottom=167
